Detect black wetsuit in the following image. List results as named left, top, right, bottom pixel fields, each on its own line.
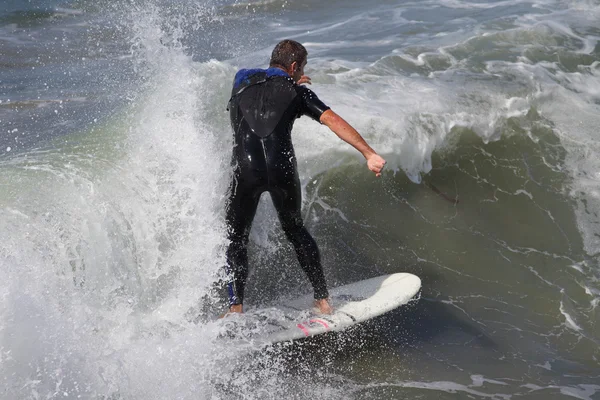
left=225, top=67, right=330, bottom=306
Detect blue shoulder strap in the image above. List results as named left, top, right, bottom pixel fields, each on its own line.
left=233, top=68, right=289, bottom=92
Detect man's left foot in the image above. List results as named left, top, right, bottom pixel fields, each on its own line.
left=229, top=304, right=243, bottom=314
left=314, top=298, right=333, bottom=315
left=219, top=304, right=243, bottom=318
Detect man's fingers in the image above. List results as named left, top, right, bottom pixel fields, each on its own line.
left=367, top=155, right=386, bottom=177
left=298, top=75, right=312, bottom=85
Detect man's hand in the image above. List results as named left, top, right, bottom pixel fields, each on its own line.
left=367, top=154, right=386, bottom=177
left=297, top=75, right=312, bottom=85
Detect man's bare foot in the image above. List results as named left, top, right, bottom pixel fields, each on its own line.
left=229, top=304, right=243, bottom=313
left=219, top=304, right=243, bottom=318
left=314, top=298, right=333, bottom=315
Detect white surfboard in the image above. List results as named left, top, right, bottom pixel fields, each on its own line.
left=219, top=273, right=421, bottom=345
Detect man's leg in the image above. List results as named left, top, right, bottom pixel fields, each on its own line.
left=224, top=175, right=261, bottom=313
left=269, top=181, right=331, bottom=314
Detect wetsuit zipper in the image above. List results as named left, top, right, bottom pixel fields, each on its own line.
left=260, top=138, right=270, bottom=186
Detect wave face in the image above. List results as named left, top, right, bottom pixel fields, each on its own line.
left=1, top=0, right=599, bottom=398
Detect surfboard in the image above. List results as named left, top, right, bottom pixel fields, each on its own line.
left=219, top=272, right=421, bottom=345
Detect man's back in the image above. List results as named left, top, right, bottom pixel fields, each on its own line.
left=228, top=67, right=329, bottom=186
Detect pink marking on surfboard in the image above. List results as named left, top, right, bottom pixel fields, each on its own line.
left=310, top=319, right=330, bottom=330
left=297, top=323, right=310, bottom=337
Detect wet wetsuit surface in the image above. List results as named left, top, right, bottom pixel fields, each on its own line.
left=225, top=68, right=330, bottom=306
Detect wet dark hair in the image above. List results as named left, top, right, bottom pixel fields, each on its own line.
left=269, top=39, right=307, bottom=69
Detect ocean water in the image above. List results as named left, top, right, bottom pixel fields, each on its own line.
left=1, top=0, right=599, bottom=398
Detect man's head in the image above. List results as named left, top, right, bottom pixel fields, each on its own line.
left=270, top=39, right=307, bottom=83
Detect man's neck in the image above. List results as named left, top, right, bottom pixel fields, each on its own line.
left=269, top=64, right=289, bottom=75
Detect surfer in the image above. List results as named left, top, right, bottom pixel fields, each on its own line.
left=225, top=39, right=386, bottom=315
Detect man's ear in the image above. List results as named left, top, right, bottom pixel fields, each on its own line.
left=289, top=61, right=298, bottom=73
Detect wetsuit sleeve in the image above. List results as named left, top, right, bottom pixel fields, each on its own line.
left=297, top=86, right=331, bottom=122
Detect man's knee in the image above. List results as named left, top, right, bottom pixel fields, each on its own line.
left=280, top=214, right=304, bottom=235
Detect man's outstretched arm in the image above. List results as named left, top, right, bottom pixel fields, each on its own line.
left=320, top=109, right=386, bottom=177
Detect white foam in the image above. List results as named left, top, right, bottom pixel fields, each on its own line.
left=560, top=385, right=600, bottom=400
left=367, top=376, right=512, bottom=399
left=523, top=383, right=600, bottom=400
left=292, top=55, right=535, bottom=184
left=535, top=361, right=553, bottom=370
left=438, top=0, right=527, bottom=9
left=0, top=5, right=236, bottom=397
left=559, top=300, right=583, bottom=332
left=515, top=189, right=534, bottom=199
left=54, top=7, right=85, bottom=16
left=537, top=79, right=600, bottom=256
